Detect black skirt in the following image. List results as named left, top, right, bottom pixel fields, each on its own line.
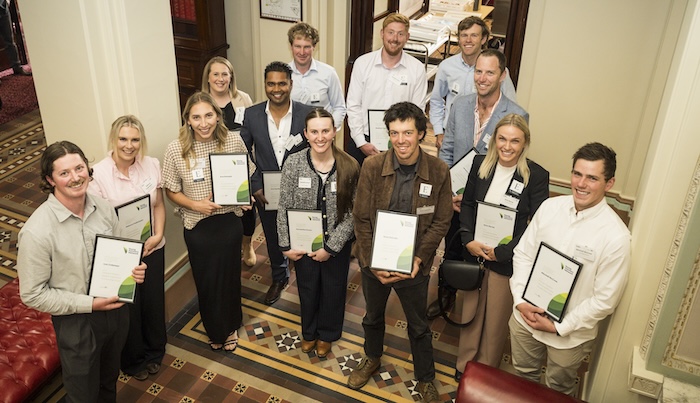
left=184, top=212, right=242, bottom=343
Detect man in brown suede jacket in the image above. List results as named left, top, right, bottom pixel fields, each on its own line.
left=347, top=102, right=452, bottom=403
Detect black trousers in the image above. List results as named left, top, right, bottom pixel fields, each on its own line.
left=295, top=243, right=351, bottom=342
left=184, top=212, right=243, bottom=343
left=121, top=246, right=167, bottom=375
left=52, top=307, right=129, bottom=403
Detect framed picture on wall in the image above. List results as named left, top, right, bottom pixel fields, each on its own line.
left=260, top=0, right=302, bottom=22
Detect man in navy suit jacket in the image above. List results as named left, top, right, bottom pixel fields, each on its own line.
left=240, top=61, right=314, bottom=305
left=427, top=50, right=529, bottom=319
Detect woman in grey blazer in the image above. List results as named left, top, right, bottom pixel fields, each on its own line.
left=277, top=109, right=360, bottom=358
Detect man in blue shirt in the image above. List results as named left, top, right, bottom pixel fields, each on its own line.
left=429, top=17, right=515, bottom=150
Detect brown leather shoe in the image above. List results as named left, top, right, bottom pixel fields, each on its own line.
left=347, top=356, right=380, bottom=390
left=415, top=380, right=440, bottom=403
left=316, top=340, right=332, bottom=358
left=426, top=287, right=456, bottom=320
left=301, top=339, right=316, bottom=353
left=264, top=278, right=288, bottom=305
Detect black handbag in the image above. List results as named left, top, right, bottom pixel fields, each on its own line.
left=438, top=228, right=485, bottom=327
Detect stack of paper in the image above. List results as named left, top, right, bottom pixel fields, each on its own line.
left=409, top=20, right=451, bottom=43
left=429, top=0, right=473, bottom=12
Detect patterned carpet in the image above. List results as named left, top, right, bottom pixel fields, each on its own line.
left=0, top=113, right=471, bottom=402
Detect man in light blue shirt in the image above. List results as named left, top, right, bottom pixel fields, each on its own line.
left=287, top=22, right=346, bottom=130
left=429, top=17, right=516, bottom=150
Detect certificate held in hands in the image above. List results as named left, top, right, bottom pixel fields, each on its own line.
left=88, top=235, right=144, bottom=303
left=370, top=210, right=418, bottom=274
left=209, top=153, right=250, bottom=205
left=368, top=109, right=390, bottom=151
left=474, top=201, right=516, bottom=247
left=522, top=242, right=582, bottom=322
left=263, top=171, right=282, bottom=211
left=287, top=209, right=324, bottom=252
left=115, top=194, right=152, bottom=242
left=450, top=148, right=477, bottom=195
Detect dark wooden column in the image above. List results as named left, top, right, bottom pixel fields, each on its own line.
left=503, top=0, right=530, bottom=88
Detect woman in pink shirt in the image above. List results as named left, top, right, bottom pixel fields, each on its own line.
left=89, top=115, right=167, bottom=382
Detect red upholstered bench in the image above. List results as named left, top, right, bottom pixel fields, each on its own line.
left=456, top=361, right=585, bottom=403
left=0, top=278, right=60, bottom=402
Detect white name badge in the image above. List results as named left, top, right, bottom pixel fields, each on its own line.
left=419, top=183, right=432, bottom=198
left=330, top=181, right=337, bottom=193
left=190, top=158, right=206, bottom=182
left=451, top=82, right=460, bottom=95
left=509, top=180, right=525, bottom=195
left=192, top=169, right=204, bottom=182
left=234, top=107, right=245, bottom=125
left=140, top=177, right=155, bottom=193
left=298, top=177, right=312, bottom=188
left=284, top=135, right=296, bottom=151
left=481, top=133, right=492, bottom=146
left=575, top=244, right=595, bottom=261
left=416, top=205, right=435, bottom=215
left=501, top=194, right=520, bottom=209
left=310, top=93, right=321, bottom=103
left=294, top=133, right=303, bottom=146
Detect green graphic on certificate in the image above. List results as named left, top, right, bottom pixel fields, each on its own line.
left=370, top=211, right=418, bottom=274
left=396, top=246, right=413, bottom=271
left=118, top=277, right=136, bottom=300
left=522, top=243, right=583, bottom=322
left=237, top=180, right=250, bottom=203
left=210, top=153, right=251, bottom=206
left=140, top=222, right=151, bottom=242
left=547, top=293, right=568, bottom=319
left=456, top=187, right=465, bottom=195
left=288, top=210, right=324, bottom=252
left=311, top=234, right=324, bottom=252
left=499, top=235, right=512, bottom=245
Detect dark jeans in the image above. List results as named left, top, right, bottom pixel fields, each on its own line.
left=257, top=207, right=289, bottom=282
left=361, top=270, right=435, bottom=382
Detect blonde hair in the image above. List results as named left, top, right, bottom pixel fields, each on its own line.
left=109, top=115, right=147, bottom=159
left=478, top=114, right=531, bottom=185
left=201, top=56, right=240, bottom=99
left=178, top=92, right=229, bottom=169
left=382, top=13, right=410, bottom=30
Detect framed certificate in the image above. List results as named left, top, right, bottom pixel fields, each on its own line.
left=522, top=242, right=583, bottom=322
left=209, top=153, right=251, bottom=206
left=370, top=210, right=418, bottom=274
left=450, top=148, right=477, bottom=195
left=368, top=109, right=390, bottom=151
left=287, top=209, right=324, bottom=252
left=474, top=201, right=516, bottom=247
left=88, top=235, right=144, bottom=303
left=263, top=171, right=282, bottom=211
left=114, top=194, right=152, bottom=242
left=259, top=0, right=301, bottom=23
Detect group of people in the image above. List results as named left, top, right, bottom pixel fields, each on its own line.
left=14, top=12, right=630, bottom=403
